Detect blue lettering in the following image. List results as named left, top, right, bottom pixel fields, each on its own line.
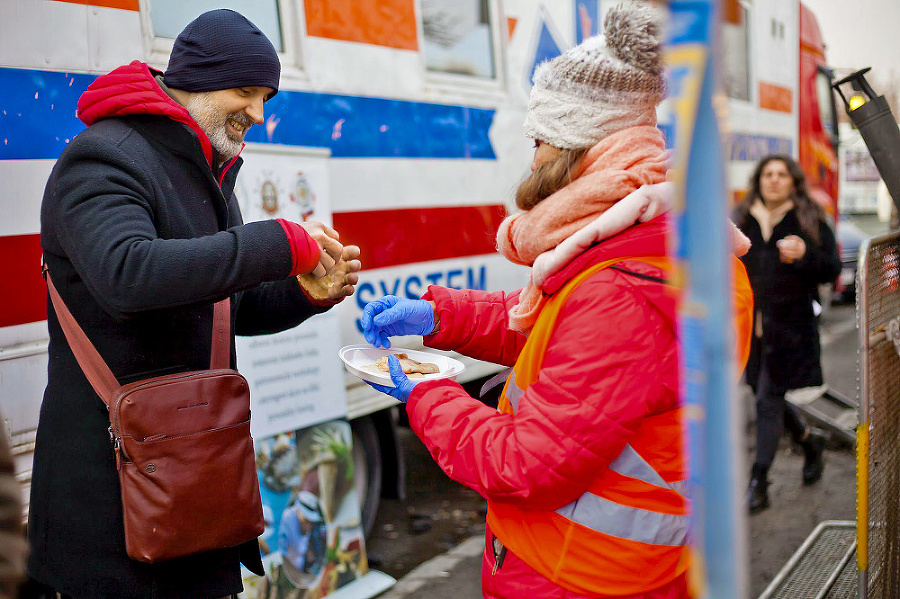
left=467, top=266, right=487, bottom=290
left=355, top=266, right=489, bottom=331
left=446, top=269, right=464, bottom=289
left=355, top=282, right=376, bottom=333
left=356, top=282, right=376, bottom=309
left=405, top=275, right=422, bottom=299
left=379, top=279, right=401, bottom=296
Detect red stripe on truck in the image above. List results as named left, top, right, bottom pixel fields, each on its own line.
left=0, top=234, right=47, bottom=328
left=332, top=205, right=507, bottom=270
left=1, top=206, right=508, bottom=327
left=52, top=0, right=140, bottom=10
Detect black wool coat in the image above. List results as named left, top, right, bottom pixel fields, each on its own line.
left=31, top=85, right=328, bottom=597
left=735, top=207, right=842, bottom=393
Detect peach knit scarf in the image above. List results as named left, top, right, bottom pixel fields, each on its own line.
left=497, top=125, right=668, bottom=333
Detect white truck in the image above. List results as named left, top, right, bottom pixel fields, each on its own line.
left=0, top=0, right=609, bottom=536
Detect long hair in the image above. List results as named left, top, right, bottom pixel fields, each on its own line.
left=515, top=147, right=589, bottom=210
left=732, top=154, right=825, bottom=245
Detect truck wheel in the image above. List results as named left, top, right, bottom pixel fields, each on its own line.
left=351, top=416, right=382, bottom=538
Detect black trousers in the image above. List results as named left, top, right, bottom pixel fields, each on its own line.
left=753, top=360, right=807, bottom=468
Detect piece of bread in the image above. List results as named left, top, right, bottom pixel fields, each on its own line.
left=374, top=354, right=440, bottom=375
left=297, top=256, right=353, bottom=301
left=296, top=272, right=333, bottom=301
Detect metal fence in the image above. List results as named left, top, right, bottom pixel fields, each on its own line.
left=757, top=521, right=857, bottom=599
left=857, top=230, right=900, bottom=599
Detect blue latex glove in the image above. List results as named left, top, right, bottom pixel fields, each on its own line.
left=366, top=355, right=419, bottom=403
left=361, top=295, right=436, bottom=348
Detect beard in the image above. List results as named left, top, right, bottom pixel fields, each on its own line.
left=185, top=93, right=252, bottom=162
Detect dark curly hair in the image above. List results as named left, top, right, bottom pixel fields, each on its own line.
left=732, top=154, right=826, bottom=245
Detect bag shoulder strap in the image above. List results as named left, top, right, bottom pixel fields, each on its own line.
left=43, top=266, right=230, bottom=407
left=209, top=299, right=230, bottom=370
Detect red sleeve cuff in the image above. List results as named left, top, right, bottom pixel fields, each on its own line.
left=277, top=219, right=322, bottom=276
left=421, top=285, right=453, bottom=349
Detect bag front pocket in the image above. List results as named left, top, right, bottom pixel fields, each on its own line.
left=118, top=419, right=264, bottom=563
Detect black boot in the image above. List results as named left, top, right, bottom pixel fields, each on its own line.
left=747, top=464, right=770, bottom=514
left=801, top=428, right=826, bottom=485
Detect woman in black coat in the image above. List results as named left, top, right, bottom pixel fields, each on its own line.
left=732, top=154, right=842, bottom=514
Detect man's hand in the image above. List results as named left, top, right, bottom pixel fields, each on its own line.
left=300, top=222, right=343, bottom=278
left=327, top=245, right=361, bottom=301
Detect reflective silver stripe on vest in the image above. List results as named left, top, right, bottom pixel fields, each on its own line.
left=504, top=376, right=686, bottom=546
left=504, top=370, right=525, bottom=412
left=610, top=444, right=668, bottom=487
left=669, top=480, right=689, bottom=496
left=609, top=443, right=687, bottom=497
left=555, top=491, right=688, bottom=546
left=553, top=444, right=687, bottom=546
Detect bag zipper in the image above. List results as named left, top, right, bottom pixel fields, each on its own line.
left=110, top=370, right=236, bottom=461
left=108, top=425, right=124, bottom=468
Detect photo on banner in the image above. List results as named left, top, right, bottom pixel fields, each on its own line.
left=247, top=421, right=368, bottom=599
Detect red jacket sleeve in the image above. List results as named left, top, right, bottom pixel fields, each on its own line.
left=421, top=285, right=527, bottom=367
left=407, top=271, right=678, bottom=511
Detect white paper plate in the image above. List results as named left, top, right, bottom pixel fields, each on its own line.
left=339, top=344, right=465, bottom=387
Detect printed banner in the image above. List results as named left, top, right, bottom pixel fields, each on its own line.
left=234, top=145, right=370, bottom=597
left=236, top=145, right=347, bottom=439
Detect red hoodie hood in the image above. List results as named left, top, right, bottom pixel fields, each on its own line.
left=541, top=216, right=670, bottom=296
left=77, top=60, right=215, bottom=168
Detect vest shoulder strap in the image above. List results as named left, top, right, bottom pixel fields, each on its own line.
left=498, top=256, right=672, bottom=414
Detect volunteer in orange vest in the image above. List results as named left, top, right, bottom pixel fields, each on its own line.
left=362, top=3, right=753, bottom=597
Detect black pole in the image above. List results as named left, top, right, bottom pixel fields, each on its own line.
left=833, top=69, right=900, bottom=219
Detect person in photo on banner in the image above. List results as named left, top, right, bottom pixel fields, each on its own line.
left=361, top=3, right=752, bottom=598
left=27, top=9, right=360, bottom=599
left=733, top=154, right=841, bottom=515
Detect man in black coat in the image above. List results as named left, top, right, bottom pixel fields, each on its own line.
left=26, top=10, right=360, bottom=599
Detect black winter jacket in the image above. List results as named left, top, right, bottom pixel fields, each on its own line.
left=735, top=206, right=841, bottom=392
left=30, top=62, right=326, bottom=599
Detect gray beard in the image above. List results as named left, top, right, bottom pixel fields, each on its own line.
left=185, top=93, right=246, bottom=162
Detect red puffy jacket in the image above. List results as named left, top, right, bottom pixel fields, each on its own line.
left=408, top=217, right=688, bottom=598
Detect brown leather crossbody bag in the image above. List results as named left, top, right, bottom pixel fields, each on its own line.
left=44, top=270, right=264, bottom=563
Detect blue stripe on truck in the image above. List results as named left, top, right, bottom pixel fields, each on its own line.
left=0, top=67, right=496, bottom=161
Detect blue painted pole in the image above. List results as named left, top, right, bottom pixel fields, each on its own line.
left=668, top=0, right=746, bottom=597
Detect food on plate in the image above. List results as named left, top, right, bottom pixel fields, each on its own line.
left=374, top=353, right=440, bottom=375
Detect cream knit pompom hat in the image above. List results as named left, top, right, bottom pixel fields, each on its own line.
left=522, top=1, right=667, bottom=150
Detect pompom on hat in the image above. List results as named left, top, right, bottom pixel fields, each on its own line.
left=164, top=9, right=281, bottom=99
left=522, top=1, right=666, bottom=150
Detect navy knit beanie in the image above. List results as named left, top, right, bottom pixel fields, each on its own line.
left=164, top=9, right=280, bottom=98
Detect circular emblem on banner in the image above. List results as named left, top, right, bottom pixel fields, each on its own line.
left=261, top=180, right=279, bottom=215
left=294, top=172, right=316, bottom=221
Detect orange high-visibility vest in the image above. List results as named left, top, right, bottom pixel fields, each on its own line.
left=486, top=257, right=689, bottom=597
left=732, top=255, right=754, bottom=371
